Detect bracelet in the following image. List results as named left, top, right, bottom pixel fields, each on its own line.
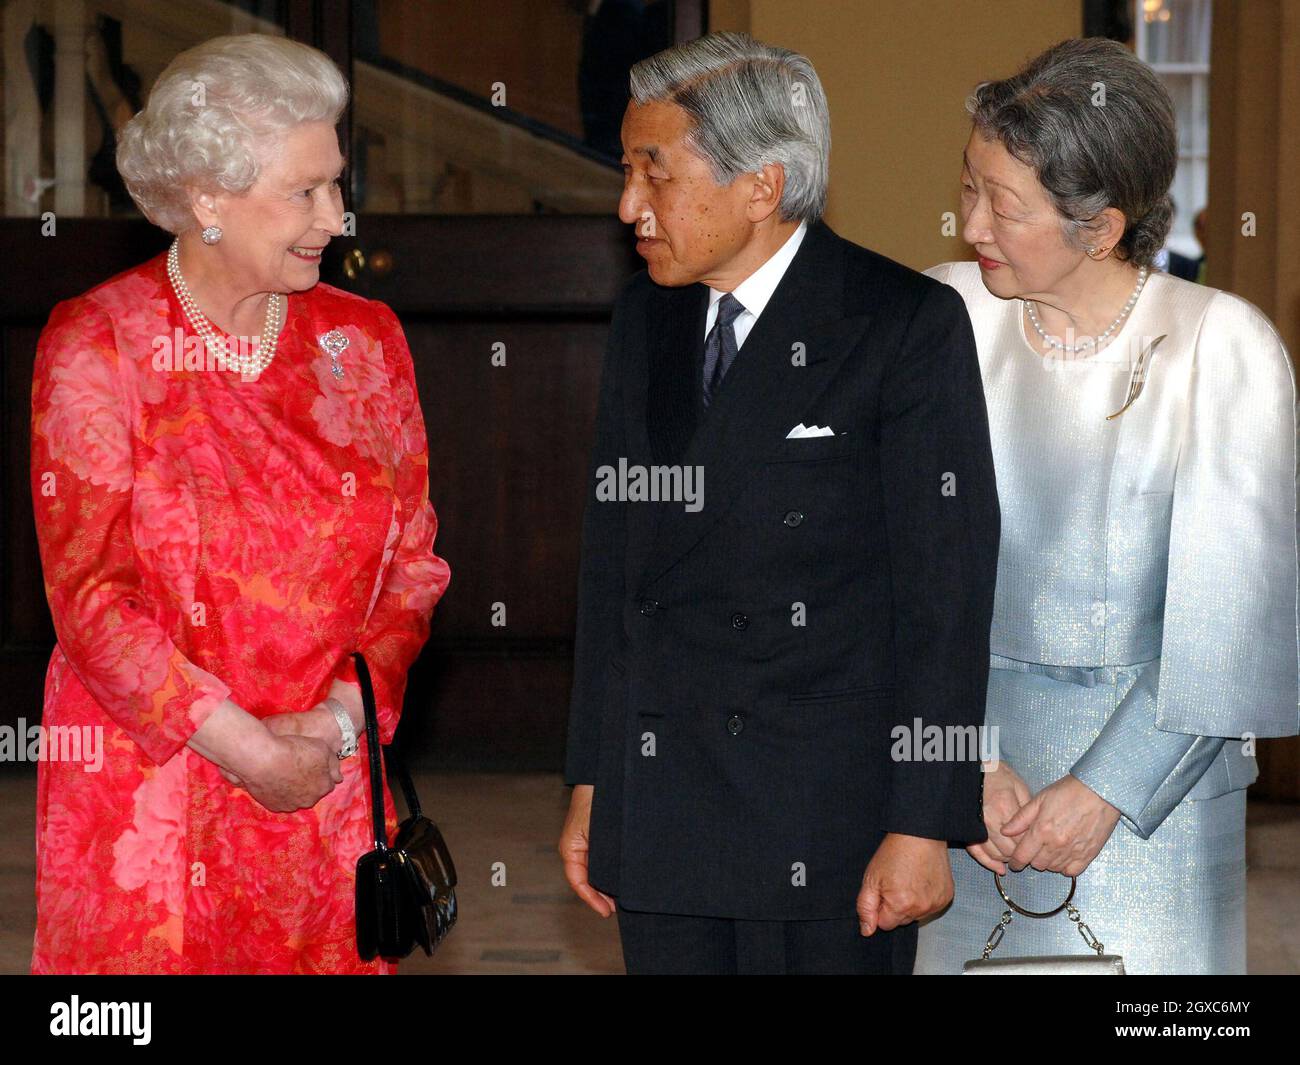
left=324, top=696, right=358, bottom=758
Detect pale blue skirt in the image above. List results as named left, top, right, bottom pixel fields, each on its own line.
left=914, top=663, right=1247, bottom=975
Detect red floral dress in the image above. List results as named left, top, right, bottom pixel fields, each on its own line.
left=28, top=252, right=450, bottom=974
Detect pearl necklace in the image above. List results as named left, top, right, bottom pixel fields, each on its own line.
left=1025, top=265, right=1149, bottom=354
left=166, top=239, right=283, bottom=376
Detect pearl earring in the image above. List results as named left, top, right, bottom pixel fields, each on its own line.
left=201, top=225, right=223, bottom=245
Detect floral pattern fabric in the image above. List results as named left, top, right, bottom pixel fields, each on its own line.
left=29, top=252, right=450, bottom=973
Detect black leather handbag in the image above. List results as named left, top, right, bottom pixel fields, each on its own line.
left=353, top=652, right=458, bottom=962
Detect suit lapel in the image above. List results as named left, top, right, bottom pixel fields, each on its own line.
left=640, top=222, right=870, bottom=587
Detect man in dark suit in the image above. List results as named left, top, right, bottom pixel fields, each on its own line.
left=559, top=31, right=1000, bottom=974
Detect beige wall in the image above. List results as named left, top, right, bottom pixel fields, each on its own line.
left=1209, top=0, right=1300, bottom=800
left=1207, top=0, right=1300, bottom=357
left=710, top=1, right=1081, bottom=270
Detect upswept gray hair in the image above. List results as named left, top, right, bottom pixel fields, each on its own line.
left=117, top=34, right=348, bottom=235
left=967, top=37, right=1176, bottom=268
left=630, top=31, right=830, bottom=224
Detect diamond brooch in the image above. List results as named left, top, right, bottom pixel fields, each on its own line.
left=320, top=329, right=349, bottom=380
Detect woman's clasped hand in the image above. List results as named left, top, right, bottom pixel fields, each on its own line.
left=214, top=705, right=348, bottom=812
left=967, top=761, right=1122, bottom=879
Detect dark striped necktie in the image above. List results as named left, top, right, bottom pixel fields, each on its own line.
left=702, top=292, right=745, bottom=409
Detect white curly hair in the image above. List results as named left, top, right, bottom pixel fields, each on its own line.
left=116, top=33, right=348, bottom=234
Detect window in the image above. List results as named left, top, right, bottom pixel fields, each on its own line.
left=1135, top=0, right=1211, bottom=260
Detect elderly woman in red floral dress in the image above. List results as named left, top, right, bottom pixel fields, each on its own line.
left=29, top=33, right=449, bottom=974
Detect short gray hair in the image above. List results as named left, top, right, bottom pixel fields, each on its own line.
left=117, top=34, right=348, bottom=235
left=967, top=37, right=1176, bottom=268
left=630, top=31, right=830, bottom=224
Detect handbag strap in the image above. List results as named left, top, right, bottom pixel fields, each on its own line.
left=353, top=651, right=424, bottom=852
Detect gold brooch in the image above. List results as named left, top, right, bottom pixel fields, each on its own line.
left=1106, top=334, right=1167, bottom=420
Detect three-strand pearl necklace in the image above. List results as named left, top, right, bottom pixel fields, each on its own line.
left=166, top=238, right=283, bottom=376
left=1025, top=265, right=1148, bottom=355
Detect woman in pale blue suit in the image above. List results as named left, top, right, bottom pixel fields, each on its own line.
left=916, top=38, right=1299, bottom=974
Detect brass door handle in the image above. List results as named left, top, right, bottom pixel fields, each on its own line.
left=342, top=247, right=366, bottom=280
left=340, top=247, right=392, bottom=280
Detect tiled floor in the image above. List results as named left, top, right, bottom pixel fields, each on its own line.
left=2, top=769, right=1296, bottom=974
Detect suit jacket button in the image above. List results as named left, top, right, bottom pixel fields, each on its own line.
left=731, top=612, right=749, bottom=630
left=639, top=598, right=659, bottom=617
left=726, top=714, right=744, bottom=736
left=783, top=509, right=805, bottom=528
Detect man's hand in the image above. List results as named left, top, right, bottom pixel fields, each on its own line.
left=857, top=832, right=954, bottom=936
left=1000, top=773, right=1121, bottom=877
left=966, top=760, right=1032, bottom=875
left=559, top=785, right=617, bottom=917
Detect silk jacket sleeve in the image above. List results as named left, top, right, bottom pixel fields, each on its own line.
left=1070, top=660, right=1227, bottom=838
left=1152, top=291, right=1299, bottom=739
left=1072, top=291, right=1298, bottom=835
left=336, top=303, right=450, bottom=746
left=30, top=296, right=232, bottom=765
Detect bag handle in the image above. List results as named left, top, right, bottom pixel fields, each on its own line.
left=980, top=872, right=1106, bottom=960
left=353, top=651, right=423, bottom=852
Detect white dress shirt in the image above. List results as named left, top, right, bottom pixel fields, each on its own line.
left=703, top=220, right=808, bottom=349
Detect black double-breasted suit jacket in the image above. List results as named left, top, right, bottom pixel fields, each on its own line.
left=565, top=220, right=1000, bottom=920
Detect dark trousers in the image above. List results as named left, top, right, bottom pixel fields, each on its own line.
left=615, top=904, right=919, bottom=975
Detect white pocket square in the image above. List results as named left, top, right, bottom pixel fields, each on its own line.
left=785, top=423, right=836, bottom=439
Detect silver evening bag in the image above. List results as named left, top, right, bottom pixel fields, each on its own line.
left=963, top=872, right=1126, bottom=975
